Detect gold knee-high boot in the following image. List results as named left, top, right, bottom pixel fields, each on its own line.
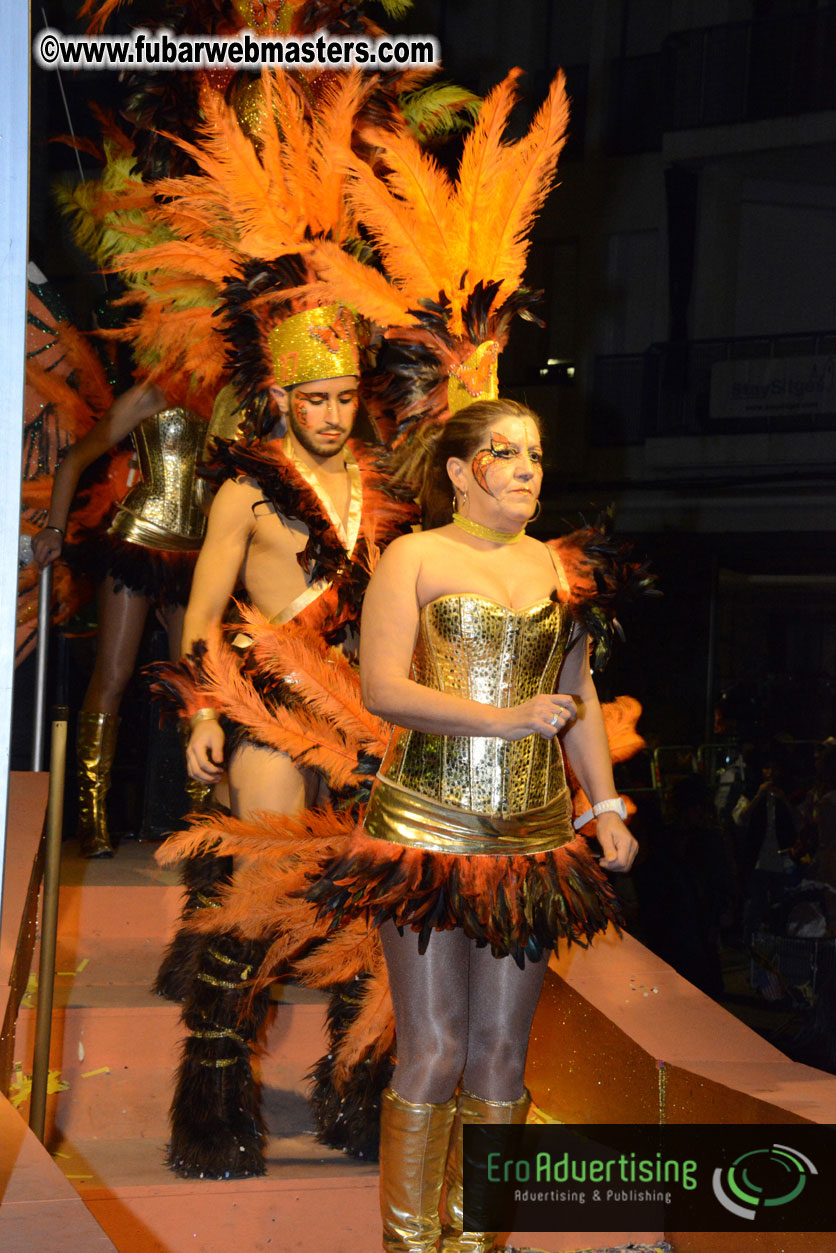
left=380, top=1087, right=457, bottom=1252
left=440, top=1089, right=530, bottom=1253
left=77, top=711, right=120, bottom=858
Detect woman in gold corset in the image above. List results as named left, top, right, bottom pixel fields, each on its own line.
left=349, top=398, right=638, bottom=1252
left=32, top=380, right=209, bottom=856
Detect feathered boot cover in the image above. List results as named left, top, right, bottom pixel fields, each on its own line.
left=379, top=1088, right=457, bottom=1252
left=154, top=727, right=225, bottom=1003
left=153, top=848, right=233, bottom=1003
left=440, top=1089, right=530, bottom=1253
left=308, top=975, right=394, bottom=1161
left=166, top=930, right=271, bottom=1178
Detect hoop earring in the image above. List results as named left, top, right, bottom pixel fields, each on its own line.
left=531, top=500, right=541, bottom=521
left=453, top=485, right=468, bottom=510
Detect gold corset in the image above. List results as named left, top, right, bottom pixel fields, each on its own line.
left=110, top=408, right=211, bottom=550
left=368, top=595, right=575, bottom=853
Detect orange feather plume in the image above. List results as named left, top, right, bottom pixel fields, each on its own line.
left=310, top=67, right=569, bottom=339
left=78, top=0, right=127, bottom=34
left=99, top=71, right=374, bottom=410
left=451, top=68, right=526, bottom=291
left=230, top=607, right=390, bottom=753
left=310, top=239, right=417, bottom=328
left=469, top=70, right=568, bottom=304
left=343, top=131, right=455, bottom=301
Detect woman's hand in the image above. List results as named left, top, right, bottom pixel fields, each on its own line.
left=186, top=719, right=225, bottom=783
left=494, top=693, right=577, bottom=741
left=32, top=527, right=63, bottom=567
left=594, top=811, right=637, bottom=872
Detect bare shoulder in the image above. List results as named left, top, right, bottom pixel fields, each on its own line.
left=375, top=529, right=425, bottom=568
left=206, top=476, right=261, bottom=532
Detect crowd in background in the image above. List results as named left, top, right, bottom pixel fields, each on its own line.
left=609, top=687, right=836, bottom=1070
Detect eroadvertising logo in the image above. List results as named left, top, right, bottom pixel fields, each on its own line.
left=462, top=1125, right=836, bottom=1234
left=712, top=1143, right=817, bottom=1221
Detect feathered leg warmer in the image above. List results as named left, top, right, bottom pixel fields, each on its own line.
left=166, top=930, right=271, bottom=1179
left=309, top=976, right=394, bottom=1161
left=153, top=849, right=234, bottom=1002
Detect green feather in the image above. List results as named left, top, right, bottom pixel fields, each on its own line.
left=369, top=0, right=414, bottom=18
left=399, top=83, right=482, bottom=141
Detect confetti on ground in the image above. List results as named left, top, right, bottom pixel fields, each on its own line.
left=9, top=1069, right=69, bottom=1108
left=76, top=958, right=89, bottom=973
left=52, top=1151, right=70, bottom=1159
left=20, top=972, right=38, bottom=1009
left=66, top=1174, right=94, bottom=1181
left=526, top=1102, right=563, bottom=1125
left=78, top=1040, right=85, bottom=1062
left=81, top=1066, right=110, bottom=1078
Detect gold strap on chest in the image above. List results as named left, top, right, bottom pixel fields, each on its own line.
left=280, top=435, right=363, bottom=557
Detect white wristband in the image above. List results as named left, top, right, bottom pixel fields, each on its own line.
left=573, top=796, right=627, bottom=831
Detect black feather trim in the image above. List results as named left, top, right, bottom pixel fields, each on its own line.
left=71, top=530, right=198, bottom=607
left=307, top=833, right=623, bottom=968
left=154, top=851, right=234, bottom=1002
left=209, top=436, right=415, bottom=611
left=553, top=509, right=659, bottom=672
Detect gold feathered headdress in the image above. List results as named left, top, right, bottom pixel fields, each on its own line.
left=95, top=70, right=373, bottom=422
left=308, top=67, right=569, bottom=435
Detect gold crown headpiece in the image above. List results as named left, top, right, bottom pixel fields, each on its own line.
left=267, top=304, right=359, bottom=389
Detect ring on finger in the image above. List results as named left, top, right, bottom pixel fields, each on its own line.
left=550, top=712, right=561, bottom=726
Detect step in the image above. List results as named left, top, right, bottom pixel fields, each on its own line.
left=13, top=998, right=330, bottom=1143
left=30, top=933, right=327, bottom=1011
left=56, top=875, right=183, bottom=944
left=0, top=1092, right=116, bottom=1252
left=81, top=1172, right=658, bottom=1253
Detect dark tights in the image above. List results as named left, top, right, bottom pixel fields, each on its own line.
left=82, top=575, right=184, bottom=714
left=380, top=919, right=547, bottom=1105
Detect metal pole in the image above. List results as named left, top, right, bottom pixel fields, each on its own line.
left=30, top=562, right=53, bottom=771
left=28, top=705, right=68, bottom=1143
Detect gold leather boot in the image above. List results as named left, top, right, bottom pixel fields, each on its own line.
left=380, top=1087, right=457, bottom=1252
left=77, top=711, right=120, bottom=858
left=440, top=1089, right=530, bottom=1253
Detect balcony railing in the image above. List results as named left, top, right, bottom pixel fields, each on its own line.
left=608, top=7, right=836, bottom=154
left=590, top=331, right=836, bottom=445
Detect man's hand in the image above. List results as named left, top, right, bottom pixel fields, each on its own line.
left=186, top=719, right=225, bottom=783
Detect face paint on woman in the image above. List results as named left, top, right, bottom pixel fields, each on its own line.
left=471, top=431, right=520, bottom=495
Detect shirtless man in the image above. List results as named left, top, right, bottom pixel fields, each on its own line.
left=165, top=304, right=376, bottom=1180
left=182, top=369, right=361, bottom=815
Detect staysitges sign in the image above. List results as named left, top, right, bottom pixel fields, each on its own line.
left=710, top=355, right=836, bottom=420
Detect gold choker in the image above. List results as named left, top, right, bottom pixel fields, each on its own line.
left=452, top=512, right=525, bottom=544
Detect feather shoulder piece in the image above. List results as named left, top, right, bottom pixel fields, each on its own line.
left=549, top=511, right=658, bottom=671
